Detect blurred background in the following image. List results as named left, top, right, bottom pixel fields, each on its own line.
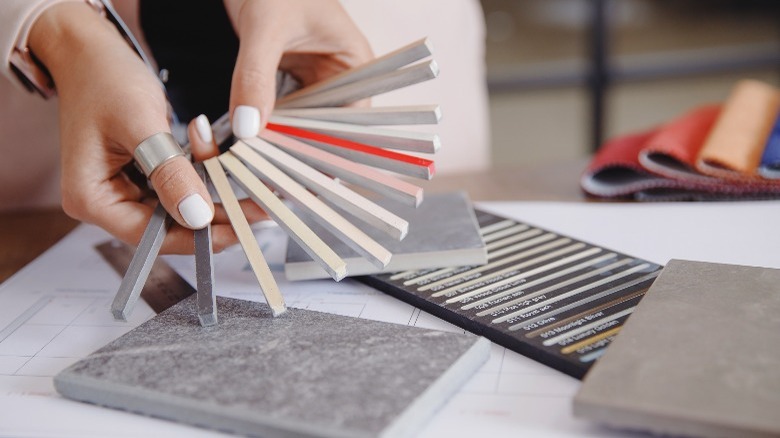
left=481, top=0, right=780, bottom=166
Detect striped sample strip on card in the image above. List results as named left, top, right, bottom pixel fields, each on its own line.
left=359, top=209, right=663, bottom=379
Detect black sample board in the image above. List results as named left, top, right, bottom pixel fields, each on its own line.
left=359, top=209, right=663, bottom=379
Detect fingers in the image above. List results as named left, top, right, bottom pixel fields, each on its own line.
left=228, top=0, right=374, bottom=141
left=229, top=31, right=283, bottom=139
left=147, top=154, right=215, bottom=230
left=188, top=115, right=220, bottom=161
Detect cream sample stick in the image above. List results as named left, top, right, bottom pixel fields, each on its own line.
left=277, top=61, right=439, bottom=109
left=277, top=38, right=433, bottom=105
left=111, top=203, right=169, bottom=321
left=268, top=115, right=439, bottom=154
left=229, top=143, right=392, bottom=269
left=194, top=163, right=217, bottom=327
left=203, top=157, right=287, bottom=316
left=216, top=153, right=347, bottom=281
left=272, top=105, right=441, bottom=126
left=241, top=137, right=408, bottom=240
left=260, top=130, right=423, bottom=207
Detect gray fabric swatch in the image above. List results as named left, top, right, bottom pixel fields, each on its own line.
left=55, top=296, right=489, bottom=438
left=574, top=259, right=780, bottom=438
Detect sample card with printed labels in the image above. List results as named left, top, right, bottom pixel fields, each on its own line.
left=360, top=209, right=662, bottom=378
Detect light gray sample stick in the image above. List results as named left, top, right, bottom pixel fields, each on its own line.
left=194, top=163, right=217, bottom=327
left=111, top=203, right=169, bottom=321
left=268, top=115, right=440, bottom=153
left=272, top=105, right=441, bottom=126
left=277, top=38, right=433, bottom=105
left=277, top=60, right=439, bottom=109
left=299, top=137, right=435, bottom=180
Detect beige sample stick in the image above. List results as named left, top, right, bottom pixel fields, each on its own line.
left=260, top=130, right=422, bottom=207
left=241, top=137, right=408, bottom=240
left=268, top=115, right=439, bottom=154
left=203, top=157, right=287, bottom=316
left=277, top=60, right=439, bottom=109
left=272, top=105, right=441, bottom=126
left=229, top=143, right=392, bottom=269
left=216, top=152, right=348, bottom=281
left=277, top=38, right=433, bottom=105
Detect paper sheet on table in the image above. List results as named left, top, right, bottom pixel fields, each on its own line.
left=0, top=201, right=777, bottom=438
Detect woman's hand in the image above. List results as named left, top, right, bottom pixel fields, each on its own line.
left=29, top=2, right=217, bottom=253
left=223, top=0, right=373, bottom=137
left=28, top=1, right=371, bottom=253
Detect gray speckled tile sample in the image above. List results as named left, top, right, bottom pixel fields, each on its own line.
left=285, top=192, right=487, bottom=280
left=55, top=296, right=489, bottom=438
left=574, top=260, right=780, bottom=438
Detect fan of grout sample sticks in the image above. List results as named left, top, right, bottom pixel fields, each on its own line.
left=114, top=38, right=441, bottom=326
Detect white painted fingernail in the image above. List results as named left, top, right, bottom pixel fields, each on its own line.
left=195, top=114, right=213, bottom=143
left=178, top=194, right=213, bottom=229
left=232, top=105, right=261, bottom=139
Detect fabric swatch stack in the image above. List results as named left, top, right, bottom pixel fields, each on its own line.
left=581, top=79, right=780, bottom=201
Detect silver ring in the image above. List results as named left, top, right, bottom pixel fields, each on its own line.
left=133, top=132, right=184, bottom=177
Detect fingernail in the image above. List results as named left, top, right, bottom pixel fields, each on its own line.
left=233, top=105, right=261, bottom=139
left=178, top=194, right=213, bottom=229
left=195, top=114, right=213, bottom=143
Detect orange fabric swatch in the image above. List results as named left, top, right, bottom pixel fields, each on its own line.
left=696, top=80, right=780, bottom=180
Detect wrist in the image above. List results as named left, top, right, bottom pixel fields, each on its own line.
left=28, top=2, right=119, bottom=82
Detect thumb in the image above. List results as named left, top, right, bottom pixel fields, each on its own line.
left=138, top=134, right=215, bottom=230
left=229, top=25, right=283, bottom=139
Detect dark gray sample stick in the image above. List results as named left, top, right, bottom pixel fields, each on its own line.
left=194, top=162, right=217, bottom=327
left=111, top=202, right=170, bottom=320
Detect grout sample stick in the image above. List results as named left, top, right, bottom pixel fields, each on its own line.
left=216, top=152, right=348, bottom=281
left=111, top=203, right=169, bottom=321
left=193, top=163, right=217, bottom=327
left=268, top=115, right=439, bottom=153
left=230, top=143, right=392, bottom=269
left=203, top=157, right=287, bottom=315
left=277, top=60, right=439, bottom=109
left=242, top=137, right=408, bottom=240
left=268, top=124, right=435, bottom=180
left=272, top=105, right=441, bottom=126
left=277, top=38, right=433, bottom=105
left=260, top=130, right=423, bottom=207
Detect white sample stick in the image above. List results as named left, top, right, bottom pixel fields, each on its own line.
left=230, top=143, right=392, bottom=269
left=203, top=157, right=287, bottom=315
left=260, top=130, right=423, bottom=207
left=241, top=137, right=408, bottom=240
left=268, top=115, right=439, bottom=154
left=277, top=38, right=433, bottom=105
left=272, top=105, right=441, bottom=126
left=277, top=60, right=439, bottom=109
left=215, top=153, right=348, bottom=281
